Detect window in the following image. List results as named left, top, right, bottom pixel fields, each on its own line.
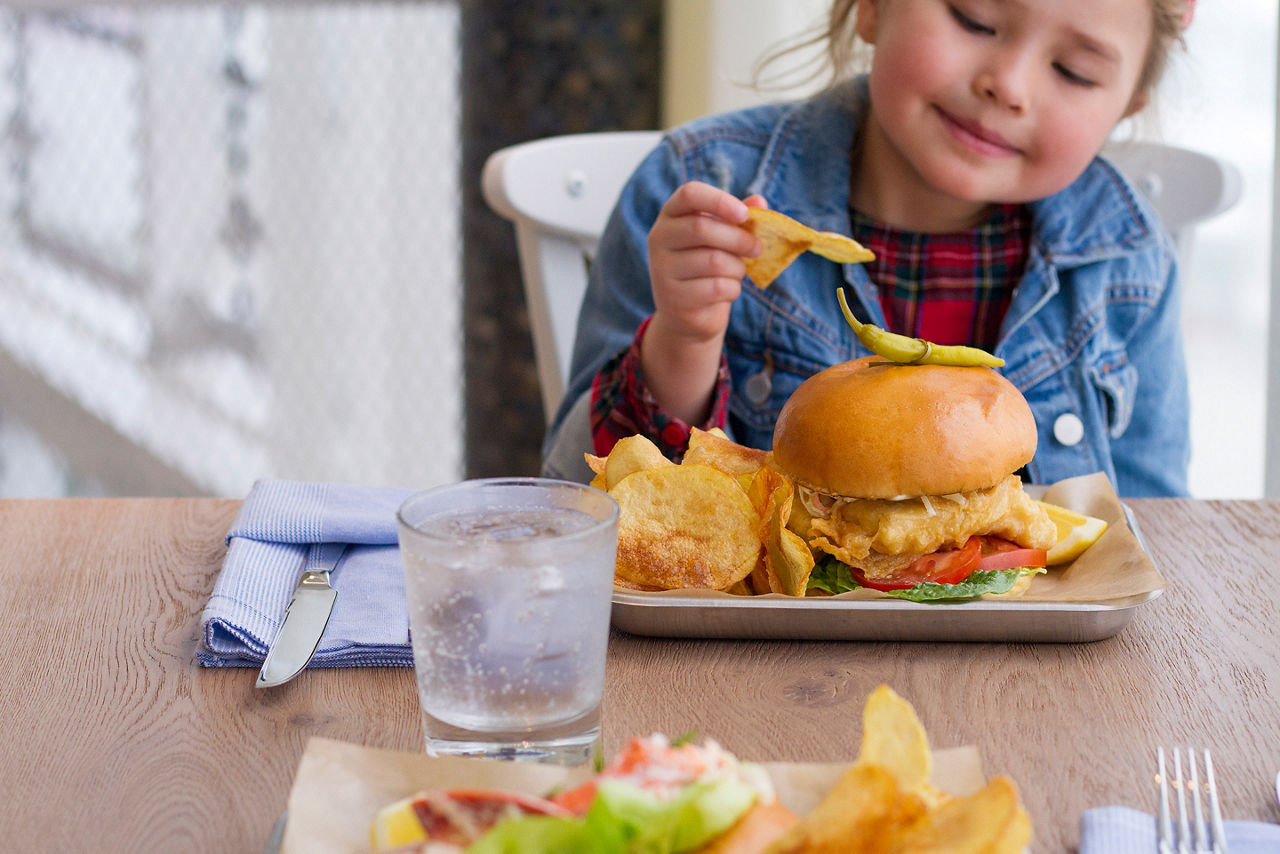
left=0, top=2, right=464, bottom=496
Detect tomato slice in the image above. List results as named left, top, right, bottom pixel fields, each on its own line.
left=411, top=789, right=571, bottom=843
left=850, top=536, right=982, bottom=591
left=975, top=537, right=1047, bottom=571
left=550, top=780, right=598, bottom=815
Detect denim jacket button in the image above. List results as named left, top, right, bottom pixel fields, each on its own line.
left=744, top=370, right=772, bottom=406
left=1053, top=413, right=1085, bottom=446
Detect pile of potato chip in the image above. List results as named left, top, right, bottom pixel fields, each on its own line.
left=587, top=428, right=815, bottom=595
left=770, top=685, right=1032, bottom=853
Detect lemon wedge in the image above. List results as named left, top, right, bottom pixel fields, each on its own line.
left=1037, top=501, right=1108, bottom=565
left=369, top=795, right=427, bottom=851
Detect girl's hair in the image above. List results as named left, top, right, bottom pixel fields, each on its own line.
left=757, top=0, right=1190, bottom=103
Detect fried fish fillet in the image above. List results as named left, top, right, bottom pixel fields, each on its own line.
left=805, top=476, right=1057, bottom=579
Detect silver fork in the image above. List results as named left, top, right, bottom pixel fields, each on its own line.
left=1157, top=746, right=1228, bottom=854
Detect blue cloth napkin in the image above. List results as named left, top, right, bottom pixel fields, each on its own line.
left=198, top=480, right=417, bottom=668
left=1081, top=806, right=1280, bottom=853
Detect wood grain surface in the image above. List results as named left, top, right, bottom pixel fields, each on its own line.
left=0, top=497, right=1277, bottom=852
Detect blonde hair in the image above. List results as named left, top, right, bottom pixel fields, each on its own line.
left=757, top=0, right=1189, bottom=105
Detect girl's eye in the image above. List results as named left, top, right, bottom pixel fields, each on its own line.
left=949, top=5, right=995, bottom=35
left=1053, top=62, right=1098, bottom=88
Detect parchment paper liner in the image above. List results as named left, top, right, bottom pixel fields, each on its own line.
left=281, top=736, right=988, bottom=854
left=614, top=471, right=1161, bottom=604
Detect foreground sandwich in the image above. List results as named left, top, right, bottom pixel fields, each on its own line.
left=369, top=734, right=794, bottom=853
left=772, top=356, right=1057, bottom=600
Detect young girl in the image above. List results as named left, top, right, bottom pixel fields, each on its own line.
left=544, top=0, right=1194, bottom=498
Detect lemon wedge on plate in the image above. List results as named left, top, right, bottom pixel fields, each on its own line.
left=1037, top=501, right=1108, bottom=565
left=369, top=794, right=427, bottom=851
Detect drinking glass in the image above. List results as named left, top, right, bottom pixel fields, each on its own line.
left=396, top=477, right=618, bottom=764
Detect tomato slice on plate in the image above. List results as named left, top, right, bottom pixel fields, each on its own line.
left=975, top=537, right=1047, bottom=571
left=850, top=536, right=982, bottom=591
left=411, top=789, right=571, bottom=843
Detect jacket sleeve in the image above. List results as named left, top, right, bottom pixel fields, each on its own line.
left=1106, top=247, right=1191, bottom=497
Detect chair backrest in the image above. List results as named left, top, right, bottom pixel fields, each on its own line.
left=1101, top=140, right=1243, bottom=264
left=482, top=131, right=663, bottom=421
left=483, top=132, right=1241, bottom=421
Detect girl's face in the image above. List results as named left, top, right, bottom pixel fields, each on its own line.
left=854, top=0, right=1153, bottom=229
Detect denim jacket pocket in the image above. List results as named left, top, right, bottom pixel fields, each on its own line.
left=1090, top=354, right=1137, bottom=439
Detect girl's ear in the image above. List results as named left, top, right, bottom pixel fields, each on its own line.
left=1123, top=90, right=1149, bottom=119
left=855, top=0, right=881, bottom=44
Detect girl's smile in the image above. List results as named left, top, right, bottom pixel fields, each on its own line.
left=934, top=106, right=1023, bottom=157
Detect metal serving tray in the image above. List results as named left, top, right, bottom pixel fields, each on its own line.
left=610, top=504, right=1162, bottom=643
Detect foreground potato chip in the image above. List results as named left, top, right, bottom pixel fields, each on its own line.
left=892, top=777, right=1033, bottom=853
left=612, top=464, right=760, bottom=590
left=768, top=763, right=924, bottom=854
left=768, top=685, right=1032, bottom=853
left=860, top=685, right=932, bottom=793
left=742, top=208, right=874, bottom=288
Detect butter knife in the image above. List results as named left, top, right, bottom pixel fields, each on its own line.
left=256, top=544, right=346, bottom=688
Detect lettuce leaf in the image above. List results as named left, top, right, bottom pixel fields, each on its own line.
left=806, top=559, right=860, bottom=595
left=806, top=557, right=1046, bottom=603
left=464, top=778, right=757, bottom=854
left=885, top=568, right=1046, bottom=602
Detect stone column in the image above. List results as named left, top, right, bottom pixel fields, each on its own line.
left=459, top=0, right=662, bottom=477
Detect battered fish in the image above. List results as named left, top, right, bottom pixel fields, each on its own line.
left=805, top=476, right=1057, bottom=578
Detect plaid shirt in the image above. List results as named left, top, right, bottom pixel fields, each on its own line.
left=590, top=203, right=1030, bottom=459
left=856, top=203, right=1028, bottom=352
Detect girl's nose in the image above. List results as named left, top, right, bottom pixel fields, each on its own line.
left=973, top=55, right=1030, bottom=114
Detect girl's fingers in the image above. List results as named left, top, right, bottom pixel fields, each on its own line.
left=660, top=181, right=750, bottom=223
left=652, top=213, right=759, bottom=257
left=658, top=276, right=744, bottom=319
left=654, top=246, right=748, bottom=285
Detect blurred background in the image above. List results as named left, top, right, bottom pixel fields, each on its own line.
left=0, top=0, right=1272, bottom=499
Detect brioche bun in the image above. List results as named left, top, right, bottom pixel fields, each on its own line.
left=771, top=356, right=1037, bottom=499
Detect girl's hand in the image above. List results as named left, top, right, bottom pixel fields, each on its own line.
left=640, top=182, right=766, bottom=426
left=646, top=182, right=766, bottom=345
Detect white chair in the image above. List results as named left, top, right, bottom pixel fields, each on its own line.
left=481, top=131, right=663, bottom=422
left=483, top=132, right=1241, bottom=421
left=1101, top=140, right=1243, bottom=266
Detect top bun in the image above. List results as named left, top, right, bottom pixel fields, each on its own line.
left=771, top=356, right=1038, bottom=499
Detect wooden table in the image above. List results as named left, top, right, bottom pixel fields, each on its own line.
left=1, top=497, right=1278, bottom=852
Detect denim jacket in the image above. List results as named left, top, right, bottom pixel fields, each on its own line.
left=545, top=80, right=1190, bottom=498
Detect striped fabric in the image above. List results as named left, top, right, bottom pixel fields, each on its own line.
left=852, top=203, right=1029, bottom=352
left=198, top=480, right=416, bottom=668
left=1080, top=806, right=1280, bottom=853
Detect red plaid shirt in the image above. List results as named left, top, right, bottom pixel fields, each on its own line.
left=590, top=203, right=1030, bottom=458
left=855, top=203, right=1028, bottom=351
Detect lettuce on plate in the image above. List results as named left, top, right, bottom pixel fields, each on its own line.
left=465, top=777, right=756, bottom=854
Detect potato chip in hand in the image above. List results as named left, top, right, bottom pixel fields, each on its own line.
left=742, top=208, right=873, bottom=288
